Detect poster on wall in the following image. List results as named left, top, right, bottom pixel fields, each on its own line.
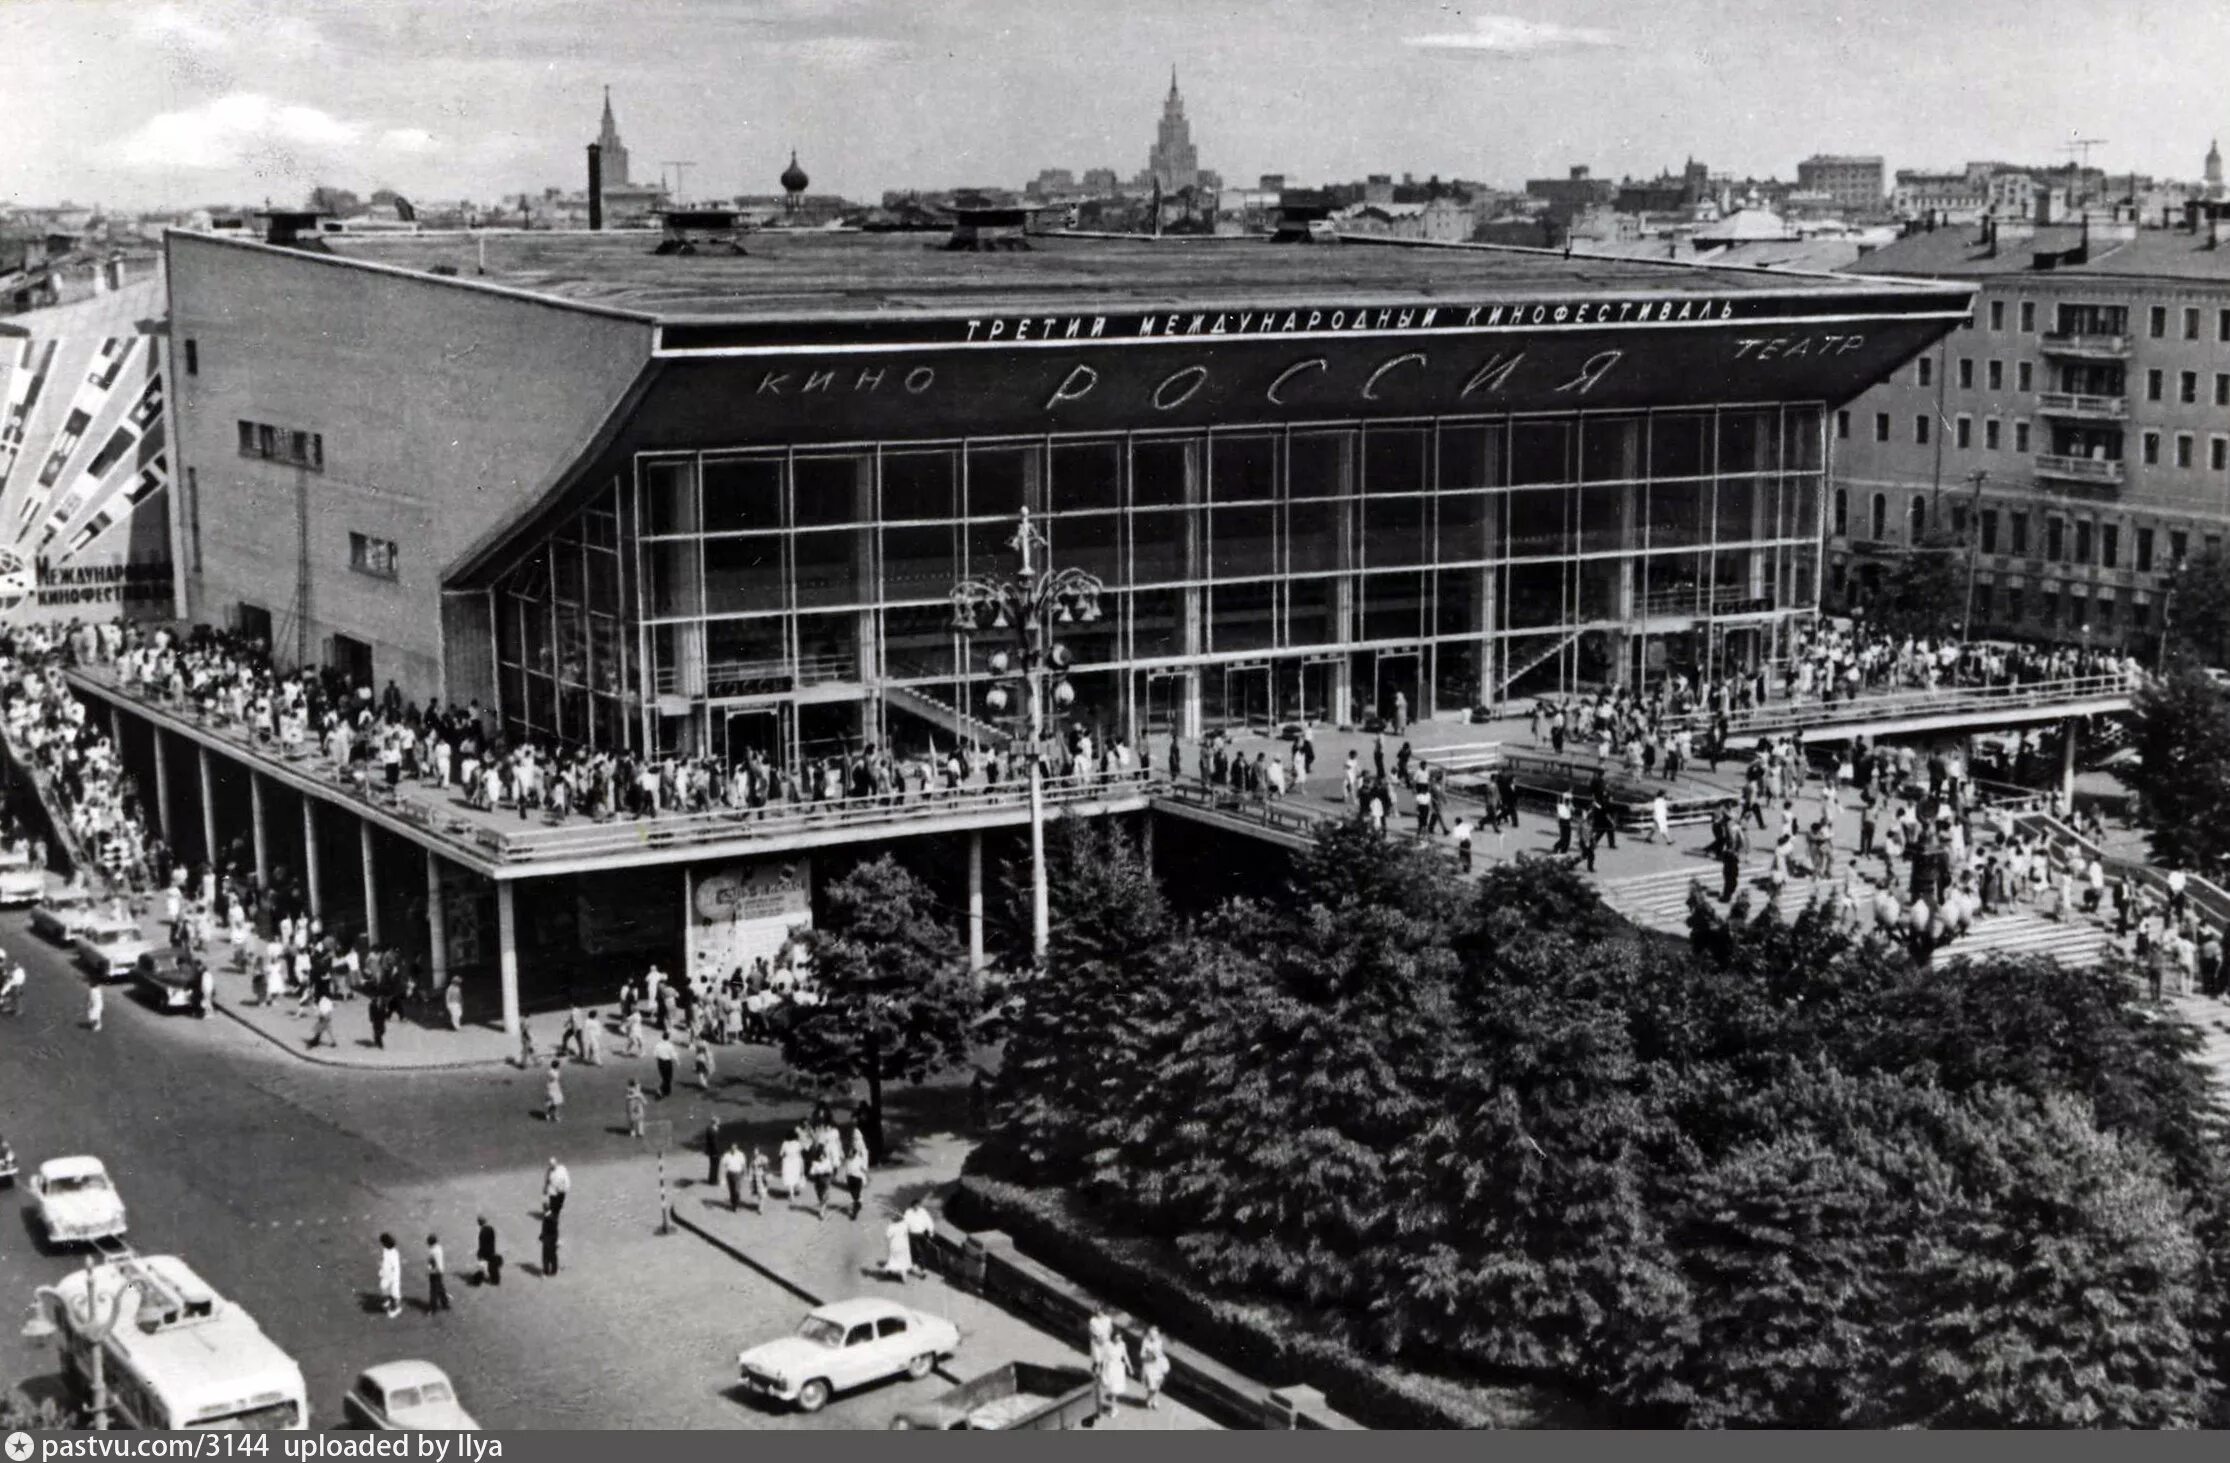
left=689, top=859, right=812, bottom=981
left=0, top=277, right=176, bottom=624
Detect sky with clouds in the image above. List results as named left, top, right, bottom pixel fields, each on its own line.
left=4, top=0, right=2226, bottom=210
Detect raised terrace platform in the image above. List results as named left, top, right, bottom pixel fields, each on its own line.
left=1718, top=674, right=2136, bottom=743
left=65, top=664, right=1157, bottom=881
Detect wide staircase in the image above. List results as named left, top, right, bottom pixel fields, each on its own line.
left=1596, top=863, right=2116, bottom=967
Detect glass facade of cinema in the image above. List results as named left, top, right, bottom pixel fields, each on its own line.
left=490, top=404, right=1826, bottom=763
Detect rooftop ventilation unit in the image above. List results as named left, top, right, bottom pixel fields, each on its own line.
left=653, top=209, right=746, bottom=257
left=942, top=199, right=1040, bottom=252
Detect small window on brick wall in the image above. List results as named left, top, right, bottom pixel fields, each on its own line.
left=349, top=532, right=400, bottom=580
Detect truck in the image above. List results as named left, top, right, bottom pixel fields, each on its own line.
left=887, top=1362, right=1098, bottom=1431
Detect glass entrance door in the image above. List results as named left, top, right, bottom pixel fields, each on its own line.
left=1372, top=648, right=1423, bottom=728
left=721, top=706, right=787, bottom=769
left=1221, top=662, right=1273, bottom=733
left=1276, top=658, right=1335, bottom=729
left=1140, top=671, right=1186, bottom=739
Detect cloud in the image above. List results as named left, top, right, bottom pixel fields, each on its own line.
left=131, top=3, right=232, bottom=52
left=765, top=34, right=910, bottom=66
left=378, top=127, right=442, bottom=155
left=105, top=94, right=440, bottom=180
left=1404, top=13, right=1621, bottom=56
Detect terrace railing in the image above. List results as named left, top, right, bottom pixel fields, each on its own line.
left=1719, top=673, right=2136, bottom=741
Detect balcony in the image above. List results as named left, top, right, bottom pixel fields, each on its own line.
left=2034, top=453, right=2126, bottom=487
left=2039, top=332, right=2130, bottom=360
left=2035, top=391, right=2128, bottom=421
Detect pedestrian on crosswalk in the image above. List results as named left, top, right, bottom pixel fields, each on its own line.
left=425, top=1235, right=452, bottom=1313
left=376, top=1233, right=403, bottom=1317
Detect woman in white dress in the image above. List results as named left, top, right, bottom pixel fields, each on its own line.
left=778, top=1134, right=806, bottom=1201
left=880, top=1214, right=915, bottom=1282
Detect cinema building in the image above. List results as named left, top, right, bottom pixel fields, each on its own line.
left=70, top=221, right=1968, bottom=1030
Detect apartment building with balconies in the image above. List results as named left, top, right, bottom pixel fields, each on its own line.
left=1828, top=212, right=2230, bottom=650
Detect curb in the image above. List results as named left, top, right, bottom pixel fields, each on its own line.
left=211, top=997, right=514, bottom=1074
left=670, top=1207, right=966, bottom=1386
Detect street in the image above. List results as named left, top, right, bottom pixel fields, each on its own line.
left=0, top=909, right=1040, bottom=1430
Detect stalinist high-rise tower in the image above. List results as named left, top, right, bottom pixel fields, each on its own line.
left=596, top=87, right=632, bottom=188
left=1147, top=68, right=1200, bottom=192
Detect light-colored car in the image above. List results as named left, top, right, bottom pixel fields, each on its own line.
left=31, top=1155, right=127, bottom=1245
left=30, top=888, right=99, bottom=944
left=0, top=846, right=43, bottom=907
left=343, top=1360, right=480, bottom=1431
left=72, top=915, right=150, bottom=982
left=737, top=1298, right=960, bottom=1413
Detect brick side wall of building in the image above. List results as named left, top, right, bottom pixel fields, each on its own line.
left=165, top=232, right=654, bottom=705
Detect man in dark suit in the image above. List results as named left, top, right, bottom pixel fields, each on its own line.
left=475, top=1215, right=502, bottom=1285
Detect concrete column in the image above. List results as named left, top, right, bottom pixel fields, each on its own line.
left=1140, top=810, right=1156, bottom=876
left=198, top=746, right=217, bottom=869
left=1179, top=438, right=1207, bottom=741
left=152, top=726, right=173, bottom=844
left=1329, top=433, right=1358, bottom=724
left=250, top=772, right=269, bottom=888
left=2060, top=716, right=2080, bottom=804
left=359, top=821, right=380, bottom=945
left=967, top=831, right=986, bottom=972
left=301, top=798, right=322, bottom=922
left=495, top=878, right=522, bottom=1043
left=109, top=702, right=124, bottom=752
left=681, top=864, right=696, bottom=986
left=425, top=850, right=449, bottom=988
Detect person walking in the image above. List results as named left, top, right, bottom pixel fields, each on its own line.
left=475, top=1215, right=502, bottom=1286
left=841, top=1137, right=869, bottom=1221
left=1648, top=792, right=1671, bottom=846
left=1138, top=1326, right=1171, bottom=1411
left=368, top=994, right=388, bottom=1050
left=543, top=1157, right=570, bottom=1220
left=307, top=992, right=334, bottom=1049
left=538, top=1209, right=560, bottom=1278
left=425, top=1234, right=452, bottom=1314
left=1093, top=1321, right=1131, bottom=1420
left=86, top=982, right=103, bottom=1032
left=581, top=1010, right=603, bottom=1067
left=376, top=1233, right=403, bottom=1318
left=653, top=1033, right=677, bottom=1098
left=806, top=1143, right=835, bottom=1220
left=542, top=1058, right=565, bottom=1124
left=625, top=1080, right=647, bottom=1140
left=720, top=1142, right=749, bottom=1212
left=623, top=1008, right=645, bottom=1058
left=517, top=1019, right=537, bottom=1070
left=693, top=1034, right=716, bottom=1092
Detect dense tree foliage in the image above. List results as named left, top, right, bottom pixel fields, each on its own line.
left=2126, top=668, right=2230, bottom=874
left=976, top=817, right=2230, bottom=1427
left=782, top=855, right=979, bottom=1120
left=2162, top=545, right=2230, bottom=670
left=1867, top=532, right=1971, bottom=644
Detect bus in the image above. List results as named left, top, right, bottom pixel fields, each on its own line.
left=42, top=1253, right=308, bottom=1430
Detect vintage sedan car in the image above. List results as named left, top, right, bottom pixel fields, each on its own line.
left=133, top=948, right=200, bottom=1013
left=72, top=914, right=150, bottom=982
left=30, top=888, right=100, bottom=944
left=31, top=1155, right=128, bottom=1245
left=0, top=846, right=43, bottom=907
left=343, top=1361, right=480, bottom=1431
left=738, top=1298, right=960, bottom=1413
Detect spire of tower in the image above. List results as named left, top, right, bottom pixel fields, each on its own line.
left=602, top=86, right=614, bottom=126
left=1169, top=66, right=1179, bottom=99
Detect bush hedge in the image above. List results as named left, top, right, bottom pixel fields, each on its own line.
left=952, top=1170, right=1596, bottom=1430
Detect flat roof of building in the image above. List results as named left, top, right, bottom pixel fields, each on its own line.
left=1848, top=223, right=2230, bottom=283
left=317, top=227, right=1929, bottom=322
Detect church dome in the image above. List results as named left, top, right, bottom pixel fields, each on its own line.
left=781, top=151, right=809, bottom=195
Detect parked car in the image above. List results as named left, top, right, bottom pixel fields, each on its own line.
left=30, top=888, right=100, bottom=944
left=31, top=1156, right=127, bottom=1245
left=737, top=1298, right=960, bottom=1413
left=0, top=846, right=44, bottom=907
left=343, top=1361, right=480, bottom=1431
left=133, top=948, right=200, bottom=1013
left=0, top=1135, right=17, bottom=1187
left=72, top=914, right=150, bottom=982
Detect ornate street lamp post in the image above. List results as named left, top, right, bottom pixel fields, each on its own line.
left=950, top=507, right=1104, bottom=964
left=23, top=1258, right=144, bottom=1429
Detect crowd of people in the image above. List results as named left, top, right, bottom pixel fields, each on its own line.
left=90, top=619, right=1149, bottom=833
